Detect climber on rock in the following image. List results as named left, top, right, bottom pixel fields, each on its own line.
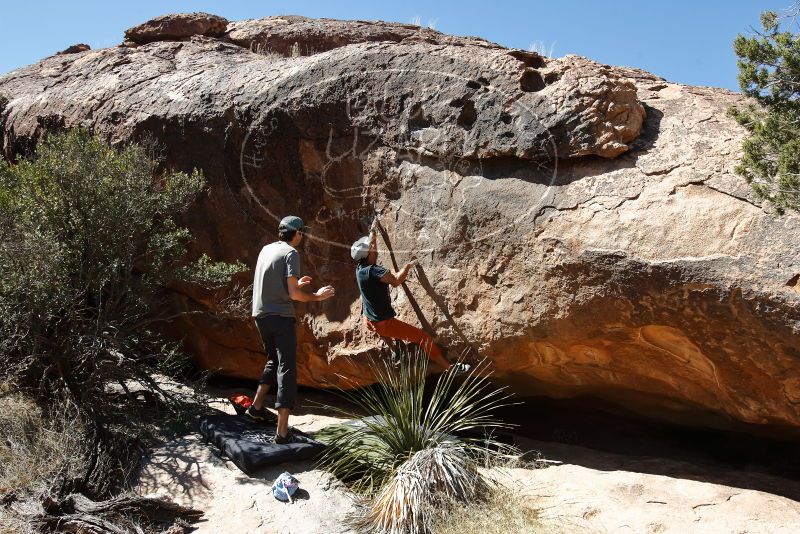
left=351, top=219, right=470, bottom=374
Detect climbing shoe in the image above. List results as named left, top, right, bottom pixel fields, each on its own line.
left=245, top=405, right=278, bottom=423
left=273, top=431, right=299, bottom=445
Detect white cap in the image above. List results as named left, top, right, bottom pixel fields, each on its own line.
left=351, top=236, right=371, bottom=261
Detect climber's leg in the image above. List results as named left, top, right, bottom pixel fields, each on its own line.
left=366, top=317, right=450, bottom=370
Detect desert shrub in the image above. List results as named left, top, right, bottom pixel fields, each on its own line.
left=317, top=349, right=518, bottom=534
left=0, top=129, right=241, bottom=529
left=0, top=128, right=242, bottom=428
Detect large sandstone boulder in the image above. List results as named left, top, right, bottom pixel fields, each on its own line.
left=124, top=12, right=228, bottom=44
left=1, top=15, right=798, bottom=438
left=225, top=15, right=517, bottom=56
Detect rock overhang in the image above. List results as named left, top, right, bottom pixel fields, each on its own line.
left=1, top=13, right=799, bottom=439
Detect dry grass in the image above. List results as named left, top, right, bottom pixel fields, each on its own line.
left=430, top=488, right=545, bottom=534
left=354, top=443, right=491, bottom=534
left=0, top=385, right=204, bottom=533
left=249, top=41, right=284, bottom=59
left=0, top=503, right=39, bottom=534
left=0, top=511, right=33, bottom=534
left=0, top=388, right=90, bottom=532
left=0, top=390, right=89, bottom=502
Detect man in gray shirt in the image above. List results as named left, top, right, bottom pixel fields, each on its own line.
left=247, top=215, right=335, bottom=444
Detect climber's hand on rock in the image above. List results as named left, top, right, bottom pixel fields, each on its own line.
left=369, top=217, right=379, bottom=243
left=298, top=275, right=313, bottom=288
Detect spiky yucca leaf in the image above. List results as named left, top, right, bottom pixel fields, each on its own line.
left=316, top=347, right=516, bottom=500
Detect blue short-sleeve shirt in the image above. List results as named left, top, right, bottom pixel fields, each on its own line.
left=356, top=263, right=395, bottom=322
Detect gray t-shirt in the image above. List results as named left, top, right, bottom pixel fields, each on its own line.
left=252, top=241, right=301, bottom=318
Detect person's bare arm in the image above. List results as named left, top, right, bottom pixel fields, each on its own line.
left=380, top=259, right=418, bottom=287
left=287, top=276, right=335, bottom=302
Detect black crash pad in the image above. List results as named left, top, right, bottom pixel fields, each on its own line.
left=199, top=412, right=326, bottom=475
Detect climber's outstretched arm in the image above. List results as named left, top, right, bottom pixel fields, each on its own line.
left=380, top=258, right=417, bottom=287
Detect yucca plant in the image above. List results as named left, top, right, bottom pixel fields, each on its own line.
left=316, top=348, right=517, bottom=534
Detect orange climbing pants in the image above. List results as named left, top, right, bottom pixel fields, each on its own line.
left=363, top=316, right=445, bottom=364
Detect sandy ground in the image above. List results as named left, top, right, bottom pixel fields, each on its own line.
left=503, top=437, right=800, bottom=533
left=133, top=393, right=800, bottom=534
left=134, top=394, right=357, bottom=534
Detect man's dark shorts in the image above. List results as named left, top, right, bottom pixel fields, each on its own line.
left=253, top=315, right=297, bottom=410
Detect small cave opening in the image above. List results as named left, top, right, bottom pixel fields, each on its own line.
left=520, top=68, right=546, bottom=92
left=456, top=99, right=477, bottom=130
left=544, top=71, right=561, bottom=85
left=407, top=102, right=431, bottom=130
left=507, top=49, right=547, bottom=69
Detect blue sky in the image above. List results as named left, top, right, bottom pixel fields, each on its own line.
left=0, top=1, right=792, bottom=90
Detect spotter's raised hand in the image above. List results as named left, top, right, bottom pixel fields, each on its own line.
left=315, top=285, right=335, bottom=301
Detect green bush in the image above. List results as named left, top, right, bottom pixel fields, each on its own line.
left=0, top=129, right=244, bottom=508
left=731, top=6, right=800, bottom=212
left=0, top=129, right=241, bottom=415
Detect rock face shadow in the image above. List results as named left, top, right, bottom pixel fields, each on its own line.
left=628, top=102, right=664, bottom=155
left=470, top=104, right=664, bottom=186
left=414, top=264, right=478, bottom=357
left=504, top=396, right=800, bottom=503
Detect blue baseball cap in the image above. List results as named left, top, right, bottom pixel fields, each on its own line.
left=279, top=215, right=307, bottom=232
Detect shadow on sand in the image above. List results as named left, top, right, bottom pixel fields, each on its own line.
left=503, top=396, right=800, bottom=503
